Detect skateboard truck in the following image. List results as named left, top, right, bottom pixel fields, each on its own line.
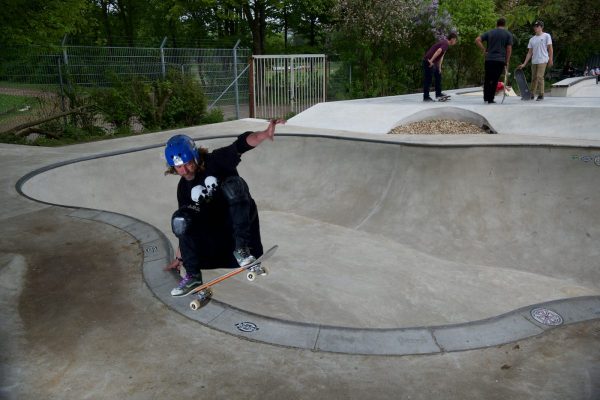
left=246, top=263, right=268, bottom=281
left=190, top=288, right=213, bottom=311
left=183, top=245, right=278, bottom=311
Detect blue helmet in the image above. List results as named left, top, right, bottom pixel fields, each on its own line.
left=165, top=134, right=199, bottom=167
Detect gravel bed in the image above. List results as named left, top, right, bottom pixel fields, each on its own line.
left=389, top=119, right=487, bottom=135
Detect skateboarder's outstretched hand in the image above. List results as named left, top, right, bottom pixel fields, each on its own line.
left=246, top=119, right=286, bottom=147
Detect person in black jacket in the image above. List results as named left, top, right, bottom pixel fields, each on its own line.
left=163, top=119, right=285, bottom=296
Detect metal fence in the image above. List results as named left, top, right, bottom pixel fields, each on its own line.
left=0, top=42, right=251, bottom=129
left=1, top=45, right=353, bottom=135
left=249, top=55, right=327, bottom=119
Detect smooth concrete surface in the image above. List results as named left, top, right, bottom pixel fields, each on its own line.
left=288, top=84, right=600, bottom=140
left=19, top=135, right=600, bottom=327
left=2, top=95, right=600, bottom=397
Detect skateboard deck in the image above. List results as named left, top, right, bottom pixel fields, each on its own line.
left=185, top=244, right=278, bottom=310
left=514, top=68, right=532, bottom=101
left=437, top=95, right=451, bottom=102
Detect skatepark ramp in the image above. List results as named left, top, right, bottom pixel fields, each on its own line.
left=552, top=76, right=599, bottom=97
left=20, top=135, right=600, bottom=341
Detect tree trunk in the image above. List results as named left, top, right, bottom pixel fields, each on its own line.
left=101, top=0, right=114, bottom=47
left=242, top=1, right=265, bottom=54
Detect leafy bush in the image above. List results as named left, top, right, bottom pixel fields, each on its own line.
left=91, top=74, right=147, bottom=130
left=161, top=69, right=208, bottom=128
left=201, top=108, right=224, bottom=124
left=91, top=69, right=212, bottom=131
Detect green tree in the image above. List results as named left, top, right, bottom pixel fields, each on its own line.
left=281, top=0, right=335, bottom=49
left=439, top=0, right=497, bottom=87
left=0, top=0, right=95, bottom=47
left=538, top=0, right=600, bottom=67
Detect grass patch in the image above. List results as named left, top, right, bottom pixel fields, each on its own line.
left=0, top=81, right=58, bottom=91
left=0, top=93, right=32, bottom=114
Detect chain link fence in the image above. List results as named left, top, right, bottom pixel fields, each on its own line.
left=1, top=43, right=353, bottom=136
left=0, top=43, right=252, bottom=133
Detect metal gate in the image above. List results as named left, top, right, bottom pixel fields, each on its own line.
left=249, top=54, right=327, bottom=119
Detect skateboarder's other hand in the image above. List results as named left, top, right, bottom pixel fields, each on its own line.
left=164, top=258, right=182, bottom=271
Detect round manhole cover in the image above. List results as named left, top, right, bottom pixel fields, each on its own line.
left=235, top=321, right=259, bottom=333
left=530, top=308, right=563, bottom=326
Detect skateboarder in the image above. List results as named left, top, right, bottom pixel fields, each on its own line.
left=517, top=21, right=553, bottom=101
left=163, top=119, right=286, bottom=296
left=475, top=18, right=513, bottom=104
left=422, top=32, right=458, bottom=102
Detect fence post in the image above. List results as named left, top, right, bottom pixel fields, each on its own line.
left=160, top=37, right=168, bottom=78
left=57, top=58, right=67, bottom=127
left=233, top=40, right=241, bottom=119
left=324, top=55, right=328, bottom=102
left=290, top=57, right=295, bottom=114
left=61, top=35, right=69, bottom=66
left=249, top=57, right=255, bottom=118
left=61, top=35, right=73, bottom=92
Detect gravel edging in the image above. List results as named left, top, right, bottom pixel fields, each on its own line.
left=389, top=120, right=487, bottom=135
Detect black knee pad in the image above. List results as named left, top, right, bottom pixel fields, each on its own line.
left=221, top=176, right=251, bottom=204
left=171, top=207, right=195, bottom=237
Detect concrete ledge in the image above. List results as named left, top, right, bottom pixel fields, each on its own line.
left=553, top=76, right=597, bottom=88
left=552, top=76, right=598, bottom=97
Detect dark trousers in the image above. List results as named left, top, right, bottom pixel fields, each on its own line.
left=177, top=176, right=263, bottom=279
left=484, top=60, right=505, bottom=102
left=221, top=176, right=256, bottom=250
left=422, top=60, right=442, bottom=99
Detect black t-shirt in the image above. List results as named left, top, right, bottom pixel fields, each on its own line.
left=481, top=28, right=513, bottom=62
left=176, top=132, right=257, bottom=266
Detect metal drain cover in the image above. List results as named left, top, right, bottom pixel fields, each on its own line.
left=530, top=308, right=564, bottom=326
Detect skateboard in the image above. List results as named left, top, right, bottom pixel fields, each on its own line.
left=185, top=244, right=278, bottom=311
left=437, top=95, right=451, bottom=102
left=514, top=68, right=532, bottom=101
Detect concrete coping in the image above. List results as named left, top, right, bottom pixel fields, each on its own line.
left=552, top=76, right=597, bottom=87
left=15, top=135, right=600, bottom=356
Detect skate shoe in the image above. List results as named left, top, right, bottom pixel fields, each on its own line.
left=233, top=247, right=256, bottom=268
left=170, top=273, right=202, bottom=297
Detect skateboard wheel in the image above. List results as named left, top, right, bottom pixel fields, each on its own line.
left=247, top=272, right=256, bottom=281
left=190, top=299, right=201, bottom=310
left=260, top=266, right=269, bottom=276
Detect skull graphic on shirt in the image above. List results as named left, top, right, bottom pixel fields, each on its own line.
left=191, top=176, right=219, bottom=203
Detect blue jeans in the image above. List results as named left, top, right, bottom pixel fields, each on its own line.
left=423, top=59, right=442, bottom=99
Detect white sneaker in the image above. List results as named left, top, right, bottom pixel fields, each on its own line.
left=233, top=247, right=256, bottom=267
